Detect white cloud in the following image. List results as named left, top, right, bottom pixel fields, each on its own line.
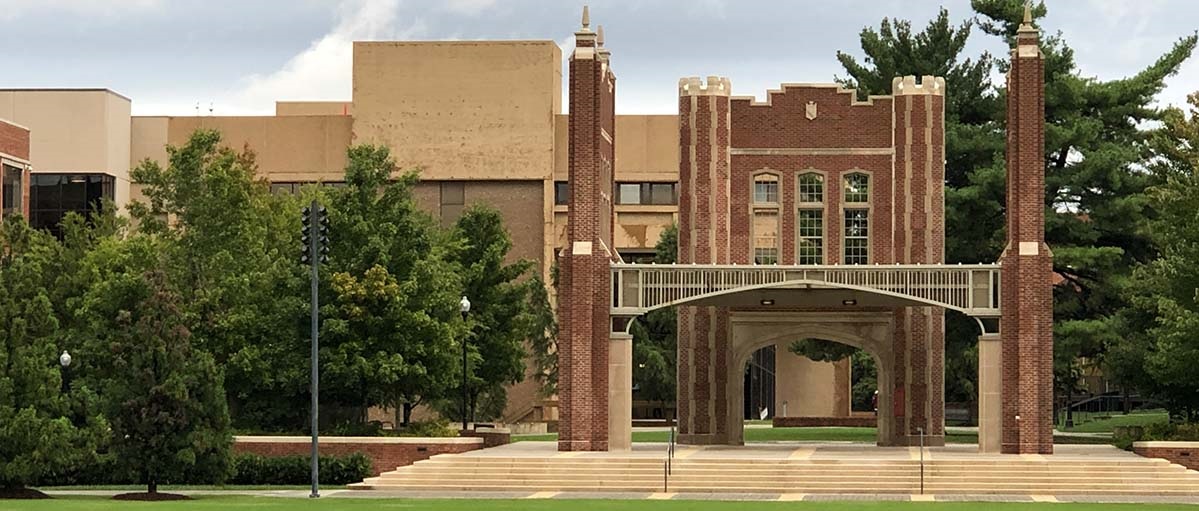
left=442, top=0, right=496, bottom=15
left=224, top=0, right=426, bottom=115
left=0, top=0, right=159, bottom=20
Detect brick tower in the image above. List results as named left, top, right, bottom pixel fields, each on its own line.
left=1000, top=6, right=1054, bottom=455
left=557, top=6, right=618, bottom=452
left=675, top=76, right=733, bottom=444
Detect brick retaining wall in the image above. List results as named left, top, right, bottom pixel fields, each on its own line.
left=1133, top=441, right=1199, bottom=471
left=773, top=416, right=877, bottom=428
left=234, top=436, right=485, bottom=476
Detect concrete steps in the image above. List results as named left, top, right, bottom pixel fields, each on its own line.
left=349, top=452, right=1199, bottom=495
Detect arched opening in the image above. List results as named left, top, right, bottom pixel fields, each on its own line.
left=725, top=315, right=894, bottom=446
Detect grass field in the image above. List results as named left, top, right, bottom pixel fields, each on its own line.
left=514, top=427, right=1109, bottom=444
left=1060, top=411, right=1168, bottom=433
left=3, top=497, right=1197, bottom=511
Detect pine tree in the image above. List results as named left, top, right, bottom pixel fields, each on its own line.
left=0, top=218, right=105, bottom=496
left=103, top=270, right=232, bottom=495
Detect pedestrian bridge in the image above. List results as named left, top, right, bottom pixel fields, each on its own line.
left=610, top=263, right=1001, bottom=318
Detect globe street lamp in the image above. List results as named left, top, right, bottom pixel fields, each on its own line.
left=459, top=296, right=471, bottom=432
left=59, top=350, right=72, bottom=394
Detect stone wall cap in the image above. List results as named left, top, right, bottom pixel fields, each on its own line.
left=234, top=435, right=484, bottom=445
left=1133, top=441, right=1199, bottom=448
left=473, top=427, right=512, bottom=434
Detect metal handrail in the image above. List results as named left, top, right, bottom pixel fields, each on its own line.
left=664, top=411, right=677, bottom=492
left=917, top=427, right=925, bottom=495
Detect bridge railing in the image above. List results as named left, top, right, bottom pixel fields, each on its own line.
left=611, top=263, right=1001, bottom=317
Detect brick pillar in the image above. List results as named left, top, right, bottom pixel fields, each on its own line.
left=557, top=10, right=618, bottom=452
left=676, top=76, right=732, bottom=445
left=1000, top=16, right=1053, bottom=455
left=890, top=76, right=947, bottom=446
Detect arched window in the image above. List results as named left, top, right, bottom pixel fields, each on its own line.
left=798, top=172, right=823, bottom=204
left=843, top=172, right=870, bottom=204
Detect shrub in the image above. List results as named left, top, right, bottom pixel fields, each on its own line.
left=229, top=453, right=372, bottom=485
left=395, top=419, right=458, bottom=437
left=1114, top=421, right=1199, bottom=450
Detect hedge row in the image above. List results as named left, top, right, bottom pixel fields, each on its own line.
left=38, top=452, right=371, bottom=487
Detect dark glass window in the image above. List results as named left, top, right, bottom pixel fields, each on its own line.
left=554, top=181, right=569, bottom=205
left=2, top=163, right=22, bottom=216
left=29, top=173, right=114, bottom=237
left=616, top=182, right=677, bottom=205
left=269, top=181, right=346, bottom=195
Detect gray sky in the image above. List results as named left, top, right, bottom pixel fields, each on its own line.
left=2, top=0, right=1196, bottom=116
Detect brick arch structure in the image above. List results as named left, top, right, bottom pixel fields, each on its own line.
left=557, top=8, right=1052, bottom=455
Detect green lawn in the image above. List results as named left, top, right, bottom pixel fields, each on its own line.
left=3, top=497, right=1196, bottom=511
left=514, top=427, right=1108, bottom=445
left=1060, top=411, right=1168, bottom=433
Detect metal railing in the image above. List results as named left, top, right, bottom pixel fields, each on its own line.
left=611, top=263, right=1002, bottom=317
left=664, top=412, right=677, bottom=492
left=917, top=427, right=925, bottom=495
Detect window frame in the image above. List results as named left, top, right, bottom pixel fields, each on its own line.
left=842, top=171, right=871, bottom=205
left=842, top=207, right=870, bottom=265
left=752, top=171, right=781, bottom=205
left=615, top=182, right=678, bottom=206
left=797, top=170, right=825, bottom=205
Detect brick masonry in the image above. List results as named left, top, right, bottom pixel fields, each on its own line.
left=676, top=76, right=947, bottom=447
left=232, top=436, right=485, bottom=476
left=1134, top=442, right=1199, bottom=471
left=1000, top=22, right=1054, bottom=455
left=556, top=10, right=1050, bottom=454
left=557, top=15, right=617, bottom=452
left=773, top=416, right=877, bottom=428
left=0, top=119, right=29, bottom=161
left=0, top=119, right=31, bottom=220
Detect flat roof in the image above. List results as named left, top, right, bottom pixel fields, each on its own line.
left=0, top=88, right=131, bottom=102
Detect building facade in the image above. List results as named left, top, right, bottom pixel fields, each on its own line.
left=557, top=8, right=1052, bottom=455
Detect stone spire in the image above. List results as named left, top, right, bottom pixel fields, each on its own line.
left=581, top=5, right=591, bottom=31
left=574, top=5, right=597, bottom=49
left=597, top=24, right=604, bottom=47
left=1017, top=1, right=1037, bottom=36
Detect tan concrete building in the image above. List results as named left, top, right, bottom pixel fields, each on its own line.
left=7, top=39, right=852, bottom=426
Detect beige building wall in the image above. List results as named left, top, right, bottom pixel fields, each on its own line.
left=0, top=89, right=134, bottom=207
left=276, top=101, right=353, bottom=117
left=165, top=116, right=352, bottom=181
left=352, top=41, right=561, bottom=181
left=774, top=346, right=852, bottom=417
left=553, top=114, right=679, bottom=256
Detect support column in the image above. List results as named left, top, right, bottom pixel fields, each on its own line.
left=608, top=332, right=632, bottom=451
left=978, top=333, right=1002, bottom=453
left=676, top=75, right=732, bottom=446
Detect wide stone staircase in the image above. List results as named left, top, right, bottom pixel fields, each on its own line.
left=349, top=444, right=1199, bottom=495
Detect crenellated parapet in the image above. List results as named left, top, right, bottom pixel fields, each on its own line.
left=679, top=76, right=732, bottom=97
left=892, top=75, right=946, bottom=96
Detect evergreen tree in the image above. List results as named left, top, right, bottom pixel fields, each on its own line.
left=1109, top=93, right=1199, bottom=420
left=632, top=224, right=679, bottom=406
left=837, top=0, right=1196, bottom=407
left=0, top=218, right=105, bottom=495
left=102, top=270, right=232, bottom=495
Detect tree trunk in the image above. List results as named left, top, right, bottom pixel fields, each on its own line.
left=402, top=403, right=413, bottom=426
left=148, top=480, right=157, bottom=495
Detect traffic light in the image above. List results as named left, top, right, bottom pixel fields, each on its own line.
left=301, top=202, right=330, bottom=265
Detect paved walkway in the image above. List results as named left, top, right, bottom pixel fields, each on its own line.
left=457, top=440, right=1140, bottom=461
left=42, top=488, right=1199, bottom=504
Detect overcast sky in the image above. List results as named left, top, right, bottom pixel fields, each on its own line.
left=1, top=0, right=1196, bottom=116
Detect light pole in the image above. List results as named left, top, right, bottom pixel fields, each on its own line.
left=300, top=201, right=329, bottom=499
left=459, top=296, right=471, bottom=432
left=59, top=350, right=72, bottom=394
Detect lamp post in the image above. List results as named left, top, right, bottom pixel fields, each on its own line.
left=459, top=296, right=471, bottom=432
left=59, top=350, right=72, bottom=394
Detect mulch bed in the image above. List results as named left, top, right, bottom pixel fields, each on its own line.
left=113, top=492, right=192, bottom=501
left=0, top=488, right=51, bottom=499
